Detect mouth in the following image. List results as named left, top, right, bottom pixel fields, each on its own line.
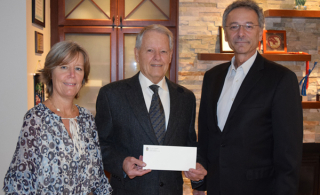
left=64, top=83, right=76, bottom=86
left=151, top=64, right=163, bottom=67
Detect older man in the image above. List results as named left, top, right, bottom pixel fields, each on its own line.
left=96, top=24, right=206, bottom=195
left=194, top=0, right=303, bottom=195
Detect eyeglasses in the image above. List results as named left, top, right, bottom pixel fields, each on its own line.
left=225, top=24, right=260, bottom=31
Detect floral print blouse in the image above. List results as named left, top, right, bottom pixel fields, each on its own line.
left=3, top=103, right=112, bottom=195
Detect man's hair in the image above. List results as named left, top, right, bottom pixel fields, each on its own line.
left=39, top=41, right=90, bottom=99
left=222, top=0, right=264, bottom=28
left=135, top=24, right=174, bottom=50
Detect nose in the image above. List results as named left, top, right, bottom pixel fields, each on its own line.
left=69, top=68, right=75, bottom=77
left=154, top=50, right=161, bottom=60
left=238, top=25, right=245, bottom=37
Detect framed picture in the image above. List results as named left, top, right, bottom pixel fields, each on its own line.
left=219, top=26, right=233, bottom=53
left=32, top=0, right=45, bottom=27
left=263, top=30, right=287, bottom=53
left=35, top=31, right=43, bottom=53
left=34, top=73, right=45, bottom=106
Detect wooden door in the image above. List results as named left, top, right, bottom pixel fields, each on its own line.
left=51, top=0, right=178, bottom=114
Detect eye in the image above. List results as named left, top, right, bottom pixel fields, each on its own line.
left=60, top=65, right=68, bottom=70
left=147, top=49, right=153, bottom=52
left=161, top=50, right=167, bottom=54
left=75, top=67, right=83, bottom=71
left=245, top=25, right=254, bottom=30
left=230, top=25, right=239, bottom=31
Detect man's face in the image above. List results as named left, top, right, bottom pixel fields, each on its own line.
left=224, top=7, right=263, bottom=57
left=134, top=30, right=173, bottom=84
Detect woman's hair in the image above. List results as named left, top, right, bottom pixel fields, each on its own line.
left=39, top=41, right=90, bottom=99
left=135, top=24, right=174, bottom=50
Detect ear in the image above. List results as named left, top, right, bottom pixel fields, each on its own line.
left=168, top=50, right=173, bottom=63
left=224, top=27, right=228, bottom=42
left=259, top=28, right=263, bottom=41
left=134, top=48, right=140, bottom=64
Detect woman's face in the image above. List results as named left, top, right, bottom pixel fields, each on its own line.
left=51, top=53, right=85, bottom=99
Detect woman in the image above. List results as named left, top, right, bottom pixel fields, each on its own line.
left=3, top=41, right=112, bottom=195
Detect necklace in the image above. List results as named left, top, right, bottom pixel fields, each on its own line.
left=49, top=98, right=74, bottom=113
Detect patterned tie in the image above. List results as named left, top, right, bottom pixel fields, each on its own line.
left=149, top=85, right=166, bottom=145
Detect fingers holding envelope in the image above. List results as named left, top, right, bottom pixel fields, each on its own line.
left=184, top=163, right=207, bottom=181
left=123, top=156, right=151, bottom=179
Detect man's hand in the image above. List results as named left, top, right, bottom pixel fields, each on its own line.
left=184, top=163, right=207, bottom=181
left=123, top=155, right=151, bottom=179
left=193, top=189, right=206, bottom=195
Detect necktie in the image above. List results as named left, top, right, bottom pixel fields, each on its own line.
left=149, top=85, right=166, bottom=144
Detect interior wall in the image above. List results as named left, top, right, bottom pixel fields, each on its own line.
left=27, top=0, right=51, bottom=110
left=0, top=2, right=27, bottom=194
left=0, top=1, right=50, bottom=194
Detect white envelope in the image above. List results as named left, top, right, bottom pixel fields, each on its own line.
left=143, top=145, right=197, bottom=171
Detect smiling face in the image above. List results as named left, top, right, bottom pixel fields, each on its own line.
left=224, top=7, right=263, bottom=59
left=134, top=30, right=173, bottom=84
left=51, top=53, right=85, bottom=99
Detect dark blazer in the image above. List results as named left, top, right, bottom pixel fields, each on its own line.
left=196, top=53, right=303, bottom=195
left=95, top=72, right=197, bottom=195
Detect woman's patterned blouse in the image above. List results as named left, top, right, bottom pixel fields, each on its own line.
left=3, top=103, right=112, bottom=195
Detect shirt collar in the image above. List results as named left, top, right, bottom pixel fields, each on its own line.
left=228, top=51, right=257, bottom=76
left=139, top=72, right=168, bottom=92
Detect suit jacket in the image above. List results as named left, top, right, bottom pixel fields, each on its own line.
left=95, top=72, right=197, bottom=195
left=196, top=53, right=303, bottom=195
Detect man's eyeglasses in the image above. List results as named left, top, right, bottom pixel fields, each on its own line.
left=225, top=24, right=260, bottom=31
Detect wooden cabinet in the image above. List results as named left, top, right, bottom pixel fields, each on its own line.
left=51, top=0, right=178, bottom=114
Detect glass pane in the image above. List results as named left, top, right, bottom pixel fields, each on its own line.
left=65, top=0, right=81, bottom=16
left=66, top=0, right=109, bottom=19
left=65, top=34, right=110, bottom=115
left=153, top=0, right=170, bottom=17
left=124, top=34, right=139, bottom=79
left=124, top=34, right=170, bottom=79
left=125, top=0, right=168, bottom=20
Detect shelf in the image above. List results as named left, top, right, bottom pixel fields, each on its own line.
left=302, top=101, right=320, bottom=109
left=264, top=9, right=320, bottom=18
left=197, top=53, right=311, bottom=61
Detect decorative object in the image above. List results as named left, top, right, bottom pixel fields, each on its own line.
left=32, top=0, right=45, bottom=27
left=299, top=61, right=317, bottom=96
left=219, top=26, right=233, bottom=53
left=263, top=30, right=287, bottom=54
left=294, top=0, right=307, bottom=10
left=34, top=73, right=45, bottom=106
left=35, top=31, right=43, bottom=54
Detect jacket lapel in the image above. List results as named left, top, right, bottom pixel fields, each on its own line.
left=212, top=64, right=230, bottom=129
left=163, top=79, right=181, bottom=145
left=125, top=73, right=159, bottom=144
left=226, top=53, right=265, bottom=125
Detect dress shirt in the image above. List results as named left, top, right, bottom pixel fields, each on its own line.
left=139, top=72, right=170, bottom=129
left=217, top=51, right=257, bottom=131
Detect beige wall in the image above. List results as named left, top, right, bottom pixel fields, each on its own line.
left=178, top=0, right=320, bottom=143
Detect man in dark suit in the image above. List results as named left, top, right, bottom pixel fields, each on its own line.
left=96, top=24, right=207, bottom=195
left=193, top=1, right=303, bottom=195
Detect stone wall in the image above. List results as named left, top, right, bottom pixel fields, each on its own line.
left=178, top=0, right=320, bottom=144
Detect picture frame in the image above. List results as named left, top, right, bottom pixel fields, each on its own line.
left=219, top=26, right=233, bottom=53
left=263, top=30, right=287, bottom=54
left=34, top=73, right=45, bottom=106
left=32, top=0, right=45, bottom=27
left=35, top=31, right=43, bottom=54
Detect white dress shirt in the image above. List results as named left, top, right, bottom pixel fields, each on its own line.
left=139, top=73, right=170, bottom=130
left=217, top=52, right=257, bottom=131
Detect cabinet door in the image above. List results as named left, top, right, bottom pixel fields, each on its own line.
left=118, top=27, right=177, bottom=81
left=118, top=0, right=177, bottom=27
left=59, top=27, right=117, bottom=114
left=58, top=0, right=116, bottom=26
